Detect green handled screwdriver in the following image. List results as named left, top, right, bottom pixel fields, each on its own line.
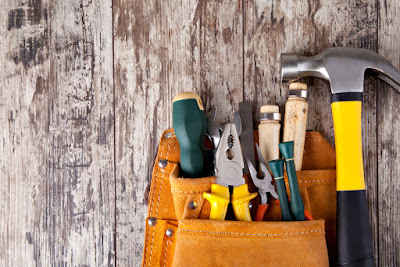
left=268, top=159, right=293, bottom=221
left=279, top=141, right=305, bottom=221
left=173, top=92, right=207, bottom=177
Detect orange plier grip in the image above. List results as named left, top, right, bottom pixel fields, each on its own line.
left=255, top=204, right=269, bottom=222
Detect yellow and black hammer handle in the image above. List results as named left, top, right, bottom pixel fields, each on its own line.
left=332, top=93, right=374, bottom=266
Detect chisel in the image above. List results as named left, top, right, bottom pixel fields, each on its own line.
left=283, top=82, right=308, bottom=171
left=258, top=105, right=281, bottom=172
left=173, top=92, right=207, bottom=177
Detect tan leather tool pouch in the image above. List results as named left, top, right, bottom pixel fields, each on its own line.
left=174, top=219, right=328, bottom=267
left=142, top=130, right=336, bottom=267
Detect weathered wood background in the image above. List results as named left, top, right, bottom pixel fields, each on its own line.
left=1, top=0, right=399, bottom=266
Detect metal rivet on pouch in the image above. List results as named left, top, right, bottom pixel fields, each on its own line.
left=164, top=132, right=173, bottom=139
left=249, top=203, right=253, bottom=209
left=158, top=159, right=168, bottom=168
left=166, top=228, right=174, bottom=237
left=188, top=201, right=198, bottom=210
left=148, top=217, right=157, bottom=226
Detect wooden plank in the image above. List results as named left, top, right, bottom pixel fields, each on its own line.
left=113, top=0, right=243, bottom=264
left=114, top=0, right=169, bottom=264
left=0, top=0, right=115, bottom=266
left=0, top=1, right=50, bottom=264
left=198, top=0, right=244, bottom=123
left=113, top=0, right=198, bottom=265
left=378, top=1, right=400, bottom=265
left=244, top=0, right=379, bottom=264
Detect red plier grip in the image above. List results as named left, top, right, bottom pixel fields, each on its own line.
left=255, top=204, right=269, bottom=221
left=254, top=200, right=314, bottom=221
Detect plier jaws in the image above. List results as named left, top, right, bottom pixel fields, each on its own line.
left=247, top=144, right=279, bottom=221
left=203, top=122, right=257, bottom=221
left=215, top=123, right=245, bottom=187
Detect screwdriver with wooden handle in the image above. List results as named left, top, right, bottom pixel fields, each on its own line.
left=283, top=82, right=308, bottom=171
left=258, top=105, right=281, bottom=172
left=173, top=92, right=207, bottom=177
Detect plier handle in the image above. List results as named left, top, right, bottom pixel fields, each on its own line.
left=203, top=123, right=257, bottom=221
left=247, top=144, right=279, bottom=221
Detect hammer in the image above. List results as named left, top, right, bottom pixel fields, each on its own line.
left=281, top=47, right=400, bottom=267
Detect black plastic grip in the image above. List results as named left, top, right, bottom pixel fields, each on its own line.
left=332, top=92, right=363, bottom=102
left=337, top=190, right=375, bottom=266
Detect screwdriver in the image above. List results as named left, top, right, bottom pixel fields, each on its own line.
left=279, top=141, right=305, bottom=221
left=268, top=159, right=293, bottom=221
left=173, top=92, right=207, bottom=177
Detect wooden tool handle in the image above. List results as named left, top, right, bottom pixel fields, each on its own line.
left=258, top=105, right=280, bottom=171
left=283, top=82, right=308, bottom=171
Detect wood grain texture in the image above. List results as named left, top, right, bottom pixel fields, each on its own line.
left=244, top=0, right=379, bottom=264
left=113, top=0, right=201, bottom=265
left=1, top=0, right=115, bottom=266
left=198, top=0, right=244, bottom=123
left=258, top=113, right=281, bottom=168
left=1, top=0, right=400, bottom=266
left=282, top=95, right=308, bottom=171
left=378, top=0, right=400, bottom=266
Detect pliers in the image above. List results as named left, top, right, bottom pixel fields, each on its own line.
left=246, top=144, right=279, bottom=221
left=203, top=123, right=257, bottom=221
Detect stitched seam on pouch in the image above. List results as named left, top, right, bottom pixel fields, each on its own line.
left=144, top=166, right=160, bottom=265
left=163, top=240, right=172, bottom=267
left=306, top=138, right=325, bottom=141
left=146, top=168, right=161, bottom=266
left=298, top=179, right=335, bottom=183
left=160, top=143, right=173, bottom=266
left=178, top=229, right=324, bottom=237
left=171, top=190, right=209, bottom=194
left=147, top=141, right=170, bottom=266
left=148, top=169, right=165, bottom=265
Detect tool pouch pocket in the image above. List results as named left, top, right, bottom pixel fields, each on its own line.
left=169, top=165, right=335, bottom=267
left=142, top=130, right=337, bottom=267
left=174, top=219, right=328, bottom=267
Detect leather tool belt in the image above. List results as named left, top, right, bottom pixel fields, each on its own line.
left=142, top=129, right=337, bottom=267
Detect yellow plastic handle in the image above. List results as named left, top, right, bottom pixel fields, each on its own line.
left=331, top=101, right=365, bottom=191
left=203, top=184, right=230, bottom=220
left=231, top=184, right=258, bottom=221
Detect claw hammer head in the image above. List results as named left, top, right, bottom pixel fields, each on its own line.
left=281, top=47, right=400, bottom=94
